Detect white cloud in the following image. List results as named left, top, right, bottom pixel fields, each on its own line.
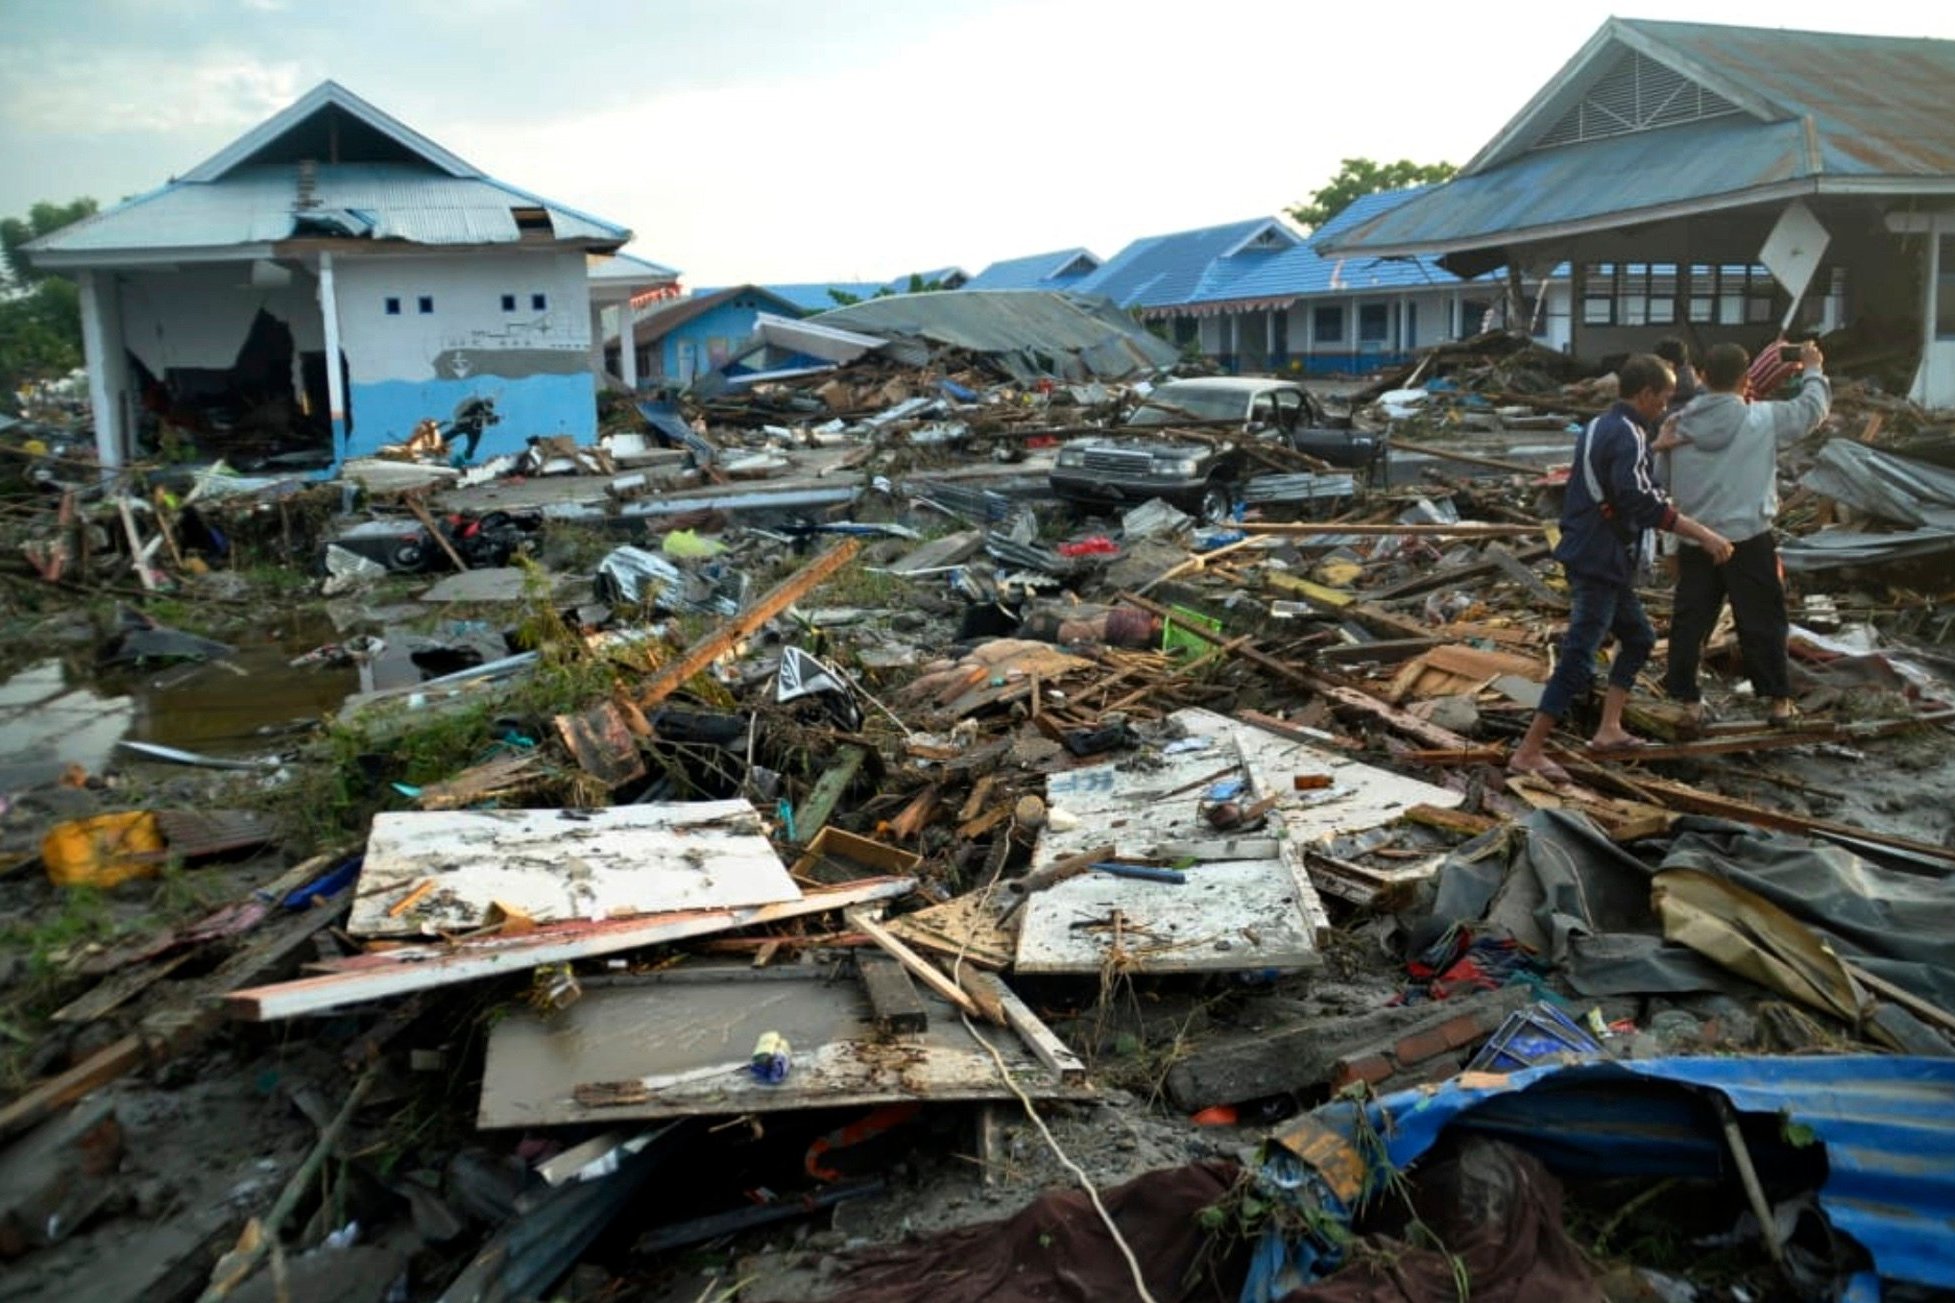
left=0, top=47, right=306, bottom=135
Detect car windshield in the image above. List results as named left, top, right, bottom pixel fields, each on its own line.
left=1127, top=386, right=1250, bottom=426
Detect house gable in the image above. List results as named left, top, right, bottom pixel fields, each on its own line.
left=1465, top=19, right=1784, bottom=175
left=1529, top=44, right=1745, bottom=152
left=181, top=81, right=481, bottom=184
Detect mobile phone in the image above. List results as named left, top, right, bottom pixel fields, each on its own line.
left=1778, top=344, right=1803, bottom=363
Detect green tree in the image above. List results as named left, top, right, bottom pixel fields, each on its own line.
left=1288, top=159, right=1455, bottom=232
left=826, top=274, right=945, bottom=308
left=0, top=197, right=98, bottom=408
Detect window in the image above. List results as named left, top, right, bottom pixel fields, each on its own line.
left=530, top=292, right=548, bottom=311
left=501, top=293, right=517, bottom=312
left=1460, top=299, right=1491, bottom=338
left=511, top=206, right=551, bottom=235
left=1937, top=238, right=1955, bottom=339
left=1582, top=263, right=1617, bottom=325
left=417, top=295, right=434, bottom=314
left=384, top=297, right=401, bottom=316
left=1271, top=310, right=1289, bottom=359
left=1172, top=316, right=1198, bottom=347
left=1609, top=263, right=1679, bottom=326
left=1688, top=264, right=1774, bottom=325
left=1313, top=305, right=1344, bottom=344
left=1358, top=303, right=1389, bottom=343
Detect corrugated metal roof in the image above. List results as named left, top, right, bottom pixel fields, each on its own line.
left=812, top=289, right=1177, bottom=379
left=965, top=248, right=1102, bottom=291
left=1313, top=1055, right=1955, bottom=1296
left=1068, top=218, right=1284, bottom=309
left=1324, top=20, right=1955, bottom=259
left=1619, top=20, right=1955, bottom=177
left=588, top=251, right=681, bottom=286
left=625, top=285, right=805, bottom=345
left=29, top=163, right=626, bottom=256
left=1322, top=115, right=1811, bottom=257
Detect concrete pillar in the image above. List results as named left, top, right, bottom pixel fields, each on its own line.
left=76, top=270, right=126, bottom=470
left=590, top=301, right=607, bottom=377
left=317, top=252, right=347, bottom=449
left=619, top=296, right=638, bottom=391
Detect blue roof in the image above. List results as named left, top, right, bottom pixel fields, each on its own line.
left=1068, top=217, right=1291, bottom=310
left=1062, top=194, right=1499, bottom=315
left=964, top=248, right=1101, bottom=292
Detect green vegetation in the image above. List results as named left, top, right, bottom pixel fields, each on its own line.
left=1288, top=159, right=1456, bottom=232
left=0, top=198, right=99, bottom=409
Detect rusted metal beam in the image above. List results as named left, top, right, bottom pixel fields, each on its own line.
left=637, top=540, right=860, bottom=710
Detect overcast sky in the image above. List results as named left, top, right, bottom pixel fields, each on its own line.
left=2, top=0, right=1951, bottom=286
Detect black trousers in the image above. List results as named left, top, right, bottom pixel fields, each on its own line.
left=1662, top=532, right=1791, bottom=703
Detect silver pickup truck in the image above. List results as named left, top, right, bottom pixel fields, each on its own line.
left=1049, top=377, right=1386, bottom=521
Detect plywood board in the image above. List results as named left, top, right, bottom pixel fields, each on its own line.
left=1016, top=710, right=1459, bottom=975
left=349, top=801, right=796, bottom=938
left=1012, top=857, right=1323, bottom=975
left=477, top=968, right=1089, bottom=1128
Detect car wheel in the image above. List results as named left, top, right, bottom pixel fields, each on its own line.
left=1197, top=480, right=1233, bottom=525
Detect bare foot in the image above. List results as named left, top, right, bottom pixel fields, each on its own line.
left=1508, top=751, right=1573, bottom=784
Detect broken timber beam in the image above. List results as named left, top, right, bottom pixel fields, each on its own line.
left=402, top=492, right=470, bottom=573
left=1568, top=768, right=1955, bottom=866
left=844, top=908, right=988, bottom=1022
left=793, top=744, right=869, bottom=845
left=960, top=972, right=1087, bottom=1084
left=637, top=540, right=860, bottom=711
left=1387, top=438, right=1547, bottom=477
left=1116, top=591, right=1319, bottom=697
left=857, top=956, right=929, bottom=1034
left=1237, top=522, right=1542, bottom=539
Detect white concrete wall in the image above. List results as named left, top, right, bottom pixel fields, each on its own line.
left=332, top=248, right=590, bottom=382
left=115, top=264, right=323, bottom=377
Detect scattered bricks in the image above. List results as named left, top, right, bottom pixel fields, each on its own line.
left=1328, top=1053, right=1394, bottom=1092
left=1395, top=1009, right=1504, bottom=1067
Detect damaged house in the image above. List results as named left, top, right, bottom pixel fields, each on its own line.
left=23, top=80, right=655, bottom=470
left=1067, top=199, right=1568, bottom=375
left=1320, top=18, right=1955, bottom=404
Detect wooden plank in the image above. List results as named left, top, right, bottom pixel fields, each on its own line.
left=886, top=892, right=1016, bottom=970
left=1316, top=637, right=1441, bottom=667
left=0, top=1034, right=147, bottom=1143
left=961, top=971, right=1087, bottom=1085
left=1239, top=521, right=1542, bottom=538
left=227, top=877, right=916, bottom=1021
left=1306, top=677, right=1475, bottom=751
left=415, top=753, right=546, bottom=810
left=402, top=492, right=469, bottom=572
left=845, top=908, right=987, bottom=1021
left=858, top=956, right=929, bottom=1034
left=1116, top=591, right=1320, bottom=697
left=792, top=744, right=869, bottom=845
left=1404, top=804, right=1502, bottom=837
left=348, top=801, right=796, bottom=937
left=636, top=540, right=860, bottom=710
left=1387, top=438, right=1546, bottom=476
left=1582, top=770, right=1955, bottom=866
left=1847, top=962, right=1955, bottom=1036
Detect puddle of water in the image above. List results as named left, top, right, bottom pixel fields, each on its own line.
left=0, top=614, right=363, bottom=789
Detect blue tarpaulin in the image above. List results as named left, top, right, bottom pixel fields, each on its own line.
left=1294, top=1055, right=1955, bottom=1299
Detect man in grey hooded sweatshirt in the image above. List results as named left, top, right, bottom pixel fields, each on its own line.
left=1654, top=338, right=1830, bottom=726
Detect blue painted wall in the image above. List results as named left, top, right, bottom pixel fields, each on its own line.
left=344, top=373, right=596, bottom=461
left=660, top=294, right=784, bottom=381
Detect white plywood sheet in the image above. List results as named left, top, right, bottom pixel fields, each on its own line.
left=1016, top=710, right=1459, bottom=974
left=349, top=800, right=798, bottom=938
left=1012, top=856, right=1323, bottom=975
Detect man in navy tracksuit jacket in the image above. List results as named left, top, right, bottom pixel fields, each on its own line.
left=1510, top=354, right=1734, bottom=782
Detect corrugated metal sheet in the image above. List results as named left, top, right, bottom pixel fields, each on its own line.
left=1623, top=20, right=1955, bottom=177
left=965, top=248, right=1101, bottom=292
left=1325, top=21, right=1955, bottom=258
left=1313, top=1055, right=1955, bottom=1296
left=814, top=290, right=1178, bottom=378
left=31, top=163, right=625, bottom=255
left=1325, top=114, right=1809, bottom=255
